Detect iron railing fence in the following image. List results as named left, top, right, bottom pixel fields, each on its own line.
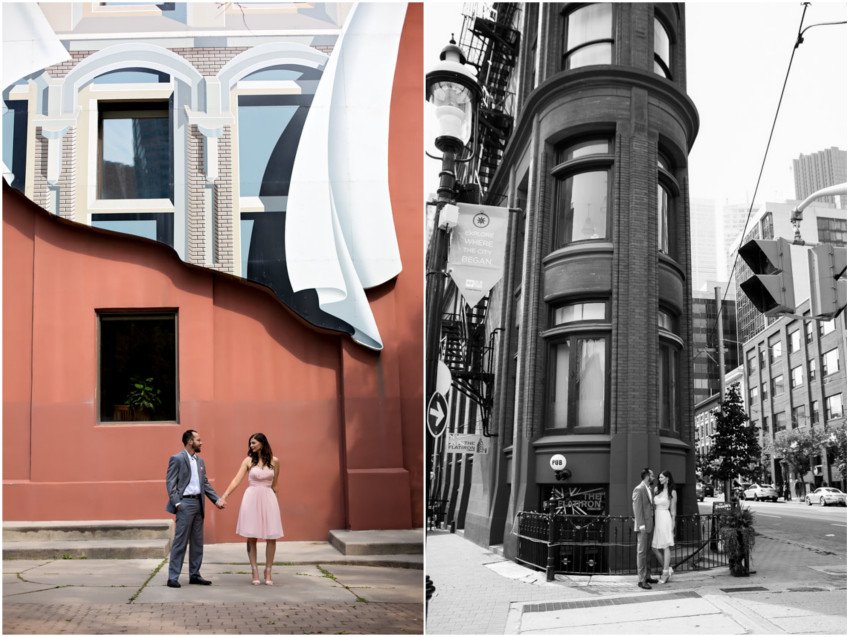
left=516, top=512, right=730, bottom=577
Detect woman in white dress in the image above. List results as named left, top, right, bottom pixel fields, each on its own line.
left=651, top=470, right=677, bottom=583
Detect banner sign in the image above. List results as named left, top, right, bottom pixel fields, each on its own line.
left=447, top=204, right=510, bottom=308
left=446, top=433, right=490, bottom=455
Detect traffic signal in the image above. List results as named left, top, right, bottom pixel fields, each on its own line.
left=808, top=243, right=847, bottom=319
left=738, top=238, right=795, bottom=316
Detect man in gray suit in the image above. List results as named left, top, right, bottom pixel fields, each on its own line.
left=632, top=467, right=659, bottom=589
left=165, top=430, right=225, bottom=588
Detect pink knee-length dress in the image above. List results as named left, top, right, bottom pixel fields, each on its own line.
left=236, top=465, right=284, bottom=539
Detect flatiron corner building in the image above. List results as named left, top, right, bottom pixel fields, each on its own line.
left=433, top=2, right=700, bottom=558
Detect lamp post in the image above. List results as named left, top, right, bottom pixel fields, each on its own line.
left=425, top=37, right=481, bottom=498
left=424, top=35, right=481, bottom=615
left=425, top=37, right=481, bottom=399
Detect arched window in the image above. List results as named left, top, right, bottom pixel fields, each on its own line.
left=553, top=138, right=613, bottom=249
left=657, top=150, right=679, bottom=257
left=562, top=4, right=614, bottom=70
left=653, top=16, right=672, bottom=79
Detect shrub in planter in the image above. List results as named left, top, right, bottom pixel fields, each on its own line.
left=126, top=376, right=162, bottom=421
left=718, top=505, right=755, bottom=576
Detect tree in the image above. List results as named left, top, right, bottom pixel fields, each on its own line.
left=767, top=427, right=829, bottom=499
left=705, top=385, right=762, bottom=500
left=825, top=423, right=847, bottom=483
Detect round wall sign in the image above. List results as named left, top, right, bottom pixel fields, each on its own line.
left=549, top=454, right=567, bottom=471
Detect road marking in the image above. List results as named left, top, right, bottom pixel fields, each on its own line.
left=758, top=514, right=781, bottom=518
left=832, top=524, right=846, bottom=527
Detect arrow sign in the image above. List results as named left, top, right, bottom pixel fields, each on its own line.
left=427, top=393, right=448, bottom=438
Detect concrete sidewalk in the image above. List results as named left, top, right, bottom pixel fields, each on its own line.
left=3, top=541, right=423, bottom=634
left=426, top=530, right=847, bottom=635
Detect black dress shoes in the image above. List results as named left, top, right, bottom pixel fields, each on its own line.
left=646, top=577, right=659, bottom=584
left=166, top=579, right=181, bottom=588
left=638, top=581, right=652, bottom=590
left=189, top=575, right=212, bottom=585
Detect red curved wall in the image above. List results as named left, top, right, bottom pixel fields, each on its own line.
left=2, top=5, right=422, bottom=542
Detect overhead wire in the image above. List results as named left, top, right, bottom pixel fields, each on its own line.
left=706, top=2, right=811, bottom=385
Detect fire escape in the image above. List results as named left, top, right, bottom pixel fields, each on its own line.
left=439, top=3, right=520, bottom=437
left=458, top=2, right=521, bottom=197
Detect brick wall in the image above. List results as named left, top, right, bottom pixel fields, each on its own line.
left=212, top=126, right=234, bottom=273
left=33, top=129, right=49, bottom=209
left=58, top=127, right=77, bottom=220
left=186, top=125, right=206, bottom=265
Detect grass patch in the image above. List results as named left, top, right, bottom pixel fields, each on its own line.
left=128, top=557, right=167, bottom=604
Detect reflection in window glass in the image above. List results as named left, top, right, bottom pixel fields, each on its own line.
left=791, top=365, right=803, bottom=388
left=658, top=184, right=670, bottom=253
left=659, top=342, right=678, bottom=432
left=555, top=171, right=608, bottom=246
left=555, top=302, right=605, bottom=324
left=99, top=102, right=172, bottom=199
left=576, top=338, right=605, bottom=428
left=3, top=100, right=28, bottom=192
left=92, top=68, right=169, bottom=84
left=562, top=139, right=610, bottom=161
left=238, top=95, right=311, bottom=198
left=653, top=17, right=671, bottom=78
left=826, top=394, right=843, bottom=420
left=242, top=64, right=322, bottom=82
left=564, top=4, right=613, bottom=69
left=91, top=212, right=174, bottom=247
left=551, top=341, right=570, bottom=428
left=822, top=348, right=840, bottom=376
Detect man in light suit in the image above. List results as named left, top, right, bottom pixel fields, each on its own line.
left=165, top=429, right=224, bottom=588
left=632, top=467, right=659, bottom=589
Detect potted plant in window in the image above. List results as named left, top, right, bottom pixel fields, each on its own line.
left=126, top=376, right=162, bottom=421
left=718, top=504, right=755, bottom=576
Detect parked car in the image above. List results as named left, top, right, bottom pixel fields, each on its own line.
left=696, top=482, right=715, bottom=502
left=805, top=487, right=847, bottom=507
left=743, top=483, right=779, bottom=502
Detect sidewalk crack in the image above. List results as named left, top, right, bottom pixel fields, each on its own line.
left=127, top=557, right=167, bottom=604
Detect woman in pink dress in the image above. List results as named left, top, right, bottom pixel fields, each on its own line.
left=220, top=433, right=283, bottom=585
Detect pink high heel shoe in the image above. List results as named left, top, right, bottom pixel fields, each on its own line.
left=250, top=567, right=260, bottom=586
left=264, top=567, right=273, bottom=586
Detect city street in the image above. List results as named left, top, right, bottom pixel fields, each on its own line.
left=699, top=498, right=847, bottom=557
left=426, top=525, right=847, bottom=635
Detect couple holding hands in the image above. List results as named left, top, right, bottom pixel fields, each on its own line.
left=632, top=467, right=677, bottom=589
left=165, top=430, right=284, bottom=588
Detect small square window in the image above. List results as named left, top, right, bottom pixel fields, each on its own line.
left=99, top=311, right=178, bottom=422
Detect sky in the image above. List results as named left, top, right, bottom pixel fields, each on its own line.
left=423, top=1, right=847, bottom=214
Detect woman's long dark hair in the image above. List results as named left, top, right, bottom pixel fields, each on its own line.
left=247, top=433, right=273, bottom=469
left=657, top=470, right=675, bottom=498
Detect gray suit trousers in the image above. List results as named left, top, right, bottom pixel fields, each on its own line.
left=636, top=529, right=650, bottom=583
left=168, top=498, right=204, bottom=581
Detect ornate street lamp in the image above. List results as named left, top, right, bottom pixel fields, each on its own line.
left=425, top=36, right=482, bottom=402
left=424, top=37, right=481, bottom=609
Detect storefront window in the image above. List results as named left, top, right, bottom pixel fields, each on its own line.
left=562, top=4, right=613, bottom=70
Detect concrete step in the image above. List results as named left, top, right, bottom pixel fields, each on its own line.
left=328, top=529, right=423, bottom=556
left=3, top=520, right=173, bottom=560
left=2, top=539, right=170, bottom=560
left=3, top=520, right=173, bottom=542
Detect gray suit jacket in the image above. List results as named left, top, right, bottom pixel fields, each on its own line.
left=165, top=450, right=220, bottom=516
left=632, top=482, right=655, bottom=533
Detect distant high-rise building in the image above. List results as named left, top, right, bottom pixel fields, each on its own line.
left=793, top=147, right=847, bottom=208
left=723, top=202, right=750, bottom=280
left=692, top=287, right=740, bottom=405
left=690, top=198, right=719, bottom=291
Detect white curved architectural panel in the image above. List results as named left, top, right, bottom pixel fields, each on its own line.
left=286, top=2, right=407, bottom=351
